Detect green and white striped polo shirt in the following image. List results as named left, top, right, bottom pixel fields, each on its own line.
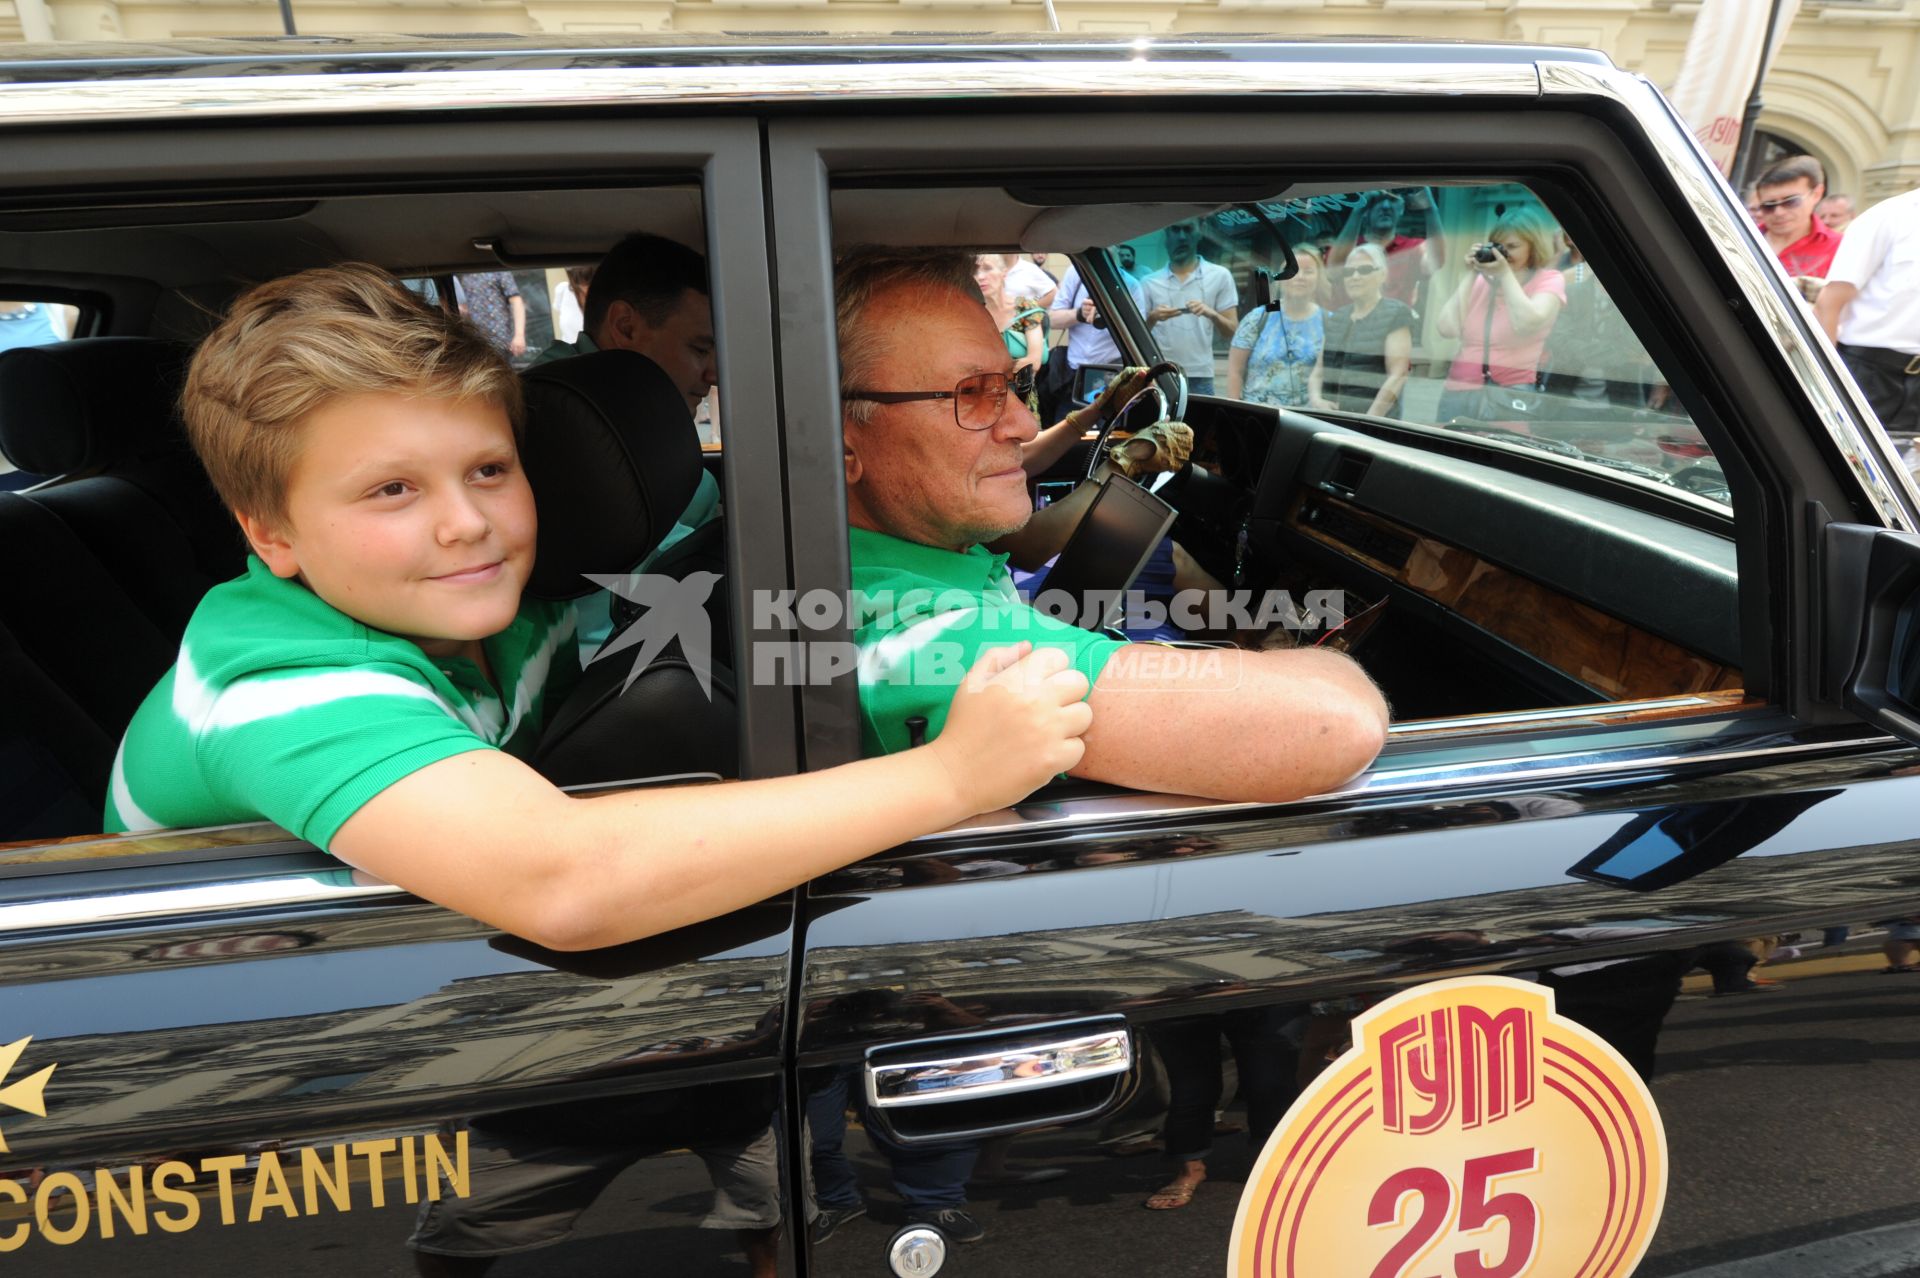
left=848, top=527, right=1124, bottom=758
left=104, top=556, right=580, bottom=850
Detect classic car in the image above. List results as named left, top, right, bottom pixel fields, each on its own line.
left=1, top=33, right=1919, bottom=1278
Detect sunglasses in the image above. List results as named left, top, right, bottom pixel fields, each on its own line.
left=1757, top=194, right=1805, bottom=213
left=844, top=366, right=1039, bottom=431
left=1345, top=264, right=1381, bottom=277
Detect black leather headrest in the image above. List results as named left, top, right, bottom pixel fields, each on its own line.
left=0, top=337, right=192, bottom=476
left=521, top=350, right=704, bottom=601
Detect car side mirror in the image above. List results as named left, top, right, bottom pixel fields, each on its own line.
left=1821, top=522, right=1920, bottom=743
left=1071, top=362, right=1123, bottom=409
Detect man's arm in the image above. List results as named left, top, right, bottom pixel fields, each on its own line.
left=1071, top=644, right=1387, bottom=802
left=1815, top=280, right=1857, bottom=342
left=330, top=644, right=1091, bottom=951
left=508, top=294, right=528, bottom=357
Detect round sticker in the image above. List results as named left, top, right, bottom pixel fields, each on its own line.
left=1229, top=976, right=1667, bottom=1278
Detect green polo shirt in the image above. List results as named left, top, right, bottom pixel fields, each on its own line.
left=849, top=527, right=1126, bottom=757
left=104, top=556, right=580, bottom=850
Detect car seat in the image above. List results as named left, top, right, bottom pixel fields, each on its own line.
left=519, top=350, right=738, bottom=785
left=0, top=337, right=245, bottom=840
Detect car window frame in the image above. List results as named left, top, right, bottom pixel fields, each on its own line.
left=764, top=88, right=1902, bottom=826
left=0, top=111, right=793, bottom=898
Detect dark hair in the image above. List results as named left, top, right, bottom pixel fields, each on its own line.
left=1758, top=154, right=1827, bottom=192
left=582, top=233, right=709, bottom=341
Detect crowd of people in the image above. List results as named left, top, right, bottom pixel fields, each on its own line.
left=1732, top=153, right=1920, bottom=449
left=978, top=192, right=1674, bottom=445
left=965, top=165, right=1918, bottom=470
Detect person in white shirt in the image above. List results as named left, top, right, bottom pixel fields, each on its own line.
left=551, top=264, right=592, bottom=344
left=1141, top=219, right=1238, bottom=394
left=1003, top=253, right=1058, bottom=309
left=1815, top=186, right=1920, bottom=438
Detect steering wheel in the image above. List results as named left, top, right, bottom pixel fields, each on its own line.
left=1082, top=364, right=1186, bottom=481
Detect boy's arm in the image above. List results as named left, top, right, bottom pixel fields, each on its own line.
left=329, top=644, right=1089, bottom=951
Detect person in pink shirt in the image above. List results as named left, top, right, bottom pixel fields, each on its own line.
left=1756, top=154, right=1842, bottom=282
left=1433, top=206, right=1567, bottom=427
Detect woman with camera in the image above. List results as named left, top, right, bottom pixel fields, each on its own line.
left=1433, top=207, right=1567, bottom=427
left=1321, top=243, right=1415, bottom=416
left=1228, top=246, right=1333, bottom=408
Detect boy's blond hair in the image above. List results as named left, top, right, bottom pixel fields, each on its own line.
left=183, top=263, right=523, bottom=526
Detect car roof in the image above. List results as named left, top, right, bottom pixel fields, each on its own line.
left=0, top=34, right=1612, bottom=85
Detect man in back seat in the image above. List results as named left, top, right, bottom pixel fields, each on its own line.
left=534, top=232, right=723, bottom=646
left=103, top=264, right=1092, bottom=950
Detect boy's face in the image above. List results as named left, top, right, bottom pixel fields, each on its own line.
left=240, top=392, right=535, bottom=657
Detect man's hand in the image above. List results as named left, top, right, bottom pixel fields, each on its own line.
left=1185, top=299, right=1213, bottom=318
left=927, top=643, right=1091, bottom=813
left=510, top=336, right=528, bottom=356
left=1080, top=298, right=1100, bottom=324
left=1148, top=304, right=1183, bottom=325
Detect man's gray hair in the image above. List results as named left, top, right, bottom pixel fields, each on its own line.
left=835, top=248, right=981, bottom=424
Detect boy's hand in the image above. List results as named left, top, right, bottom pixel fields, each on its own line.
left=930, top=642, right=1092, bottom=813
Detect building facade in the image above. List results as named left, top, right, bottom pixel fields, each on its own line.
left=0, top=0, right=1915, bottom=200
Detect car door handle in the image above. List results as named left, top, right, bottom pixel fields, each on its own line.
left=864, top=1020, right=1132, bottom=1110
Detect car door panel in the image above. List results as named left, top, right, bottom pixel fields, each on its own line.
left=798, top=746, right=1920, bottom=1275
left=0, top=849, right=795, bottom=1273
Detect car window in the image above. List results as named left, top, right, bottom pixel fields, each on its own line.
left=0, top=298, right=86, bottom=491
left=1106, top=182, right=1730, bottom=509
left=0, top=184, right=740, bottom=848
left=827, top=173, right=1747, bottom=751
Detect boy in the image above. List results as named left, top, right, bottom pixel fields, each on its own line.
left=105, top=264, right=1090, bottom=949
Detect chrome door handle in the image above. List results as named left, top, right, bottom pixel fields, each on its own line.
left=865, top=1023, right=1131, bottom=1109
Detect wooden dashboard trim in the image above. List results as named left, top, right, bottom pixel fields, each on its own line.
left=1288, top=489, right=1743, bottom=701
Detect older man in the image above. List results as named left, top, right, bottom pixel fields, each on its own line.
left=838, top=250, right=1388, bottom=804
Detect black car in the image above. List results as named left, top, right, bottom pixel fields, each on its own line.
left=2, top=34, right=1920, bottom=1278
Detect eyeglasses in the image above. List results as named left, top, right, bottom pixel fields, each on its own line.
left=1345, top=264, right=1381, bottom=277
left=1757, top=194, right=1805, bottom=213
left=844, top=366, right=1038, bottom=431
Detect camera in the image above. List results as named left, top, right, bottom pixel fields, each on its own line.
left=1091, top=312, right=1107, bottom=330
left=1472, top=242, right=1509, bottom=264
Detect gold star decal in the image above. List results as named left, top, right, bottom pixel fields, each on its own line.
left=0, top=1036, right=54, bottom=1154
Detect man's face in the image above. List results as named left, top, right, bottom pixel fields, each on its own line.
left=1756, top=178, right=1820, bottom=241
left=1818, top=195, right=1854, bottom=231
left=601, top=287, right=718, bottom=416
left=1365, top=196, right=1402, bottom=234
left=241, top=393, right=536, bottom=658
left=1164, top=220, right=1200, bottom=264
left=843, top=284, right=1039, bottom=552
left=1116, top=245, right=1137, bottom=273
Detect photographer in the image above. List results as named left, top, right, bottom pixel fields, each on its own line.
left=1326, top=188, right=1443, bottom=310
left=1433, top=207, right=1566, bottom=426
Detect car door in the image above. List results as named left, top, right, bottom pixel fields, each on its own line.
left=0, top=93, right=808, bottom=1274
left=769, top=55, right=1920, bottom=1277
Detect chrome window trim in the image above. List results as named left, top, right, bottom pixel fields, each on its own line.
left=0, top=872, right=408, bottom=936
left=0, top=60, right=1540, bottom=128
left=1538, top=60, right=1920, bottom=534
left=920, top=721, right=1903, bottom=843
left=1387, top=695, right=1725, bottom=734
left=0, top=722, right=1900, bottom=935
